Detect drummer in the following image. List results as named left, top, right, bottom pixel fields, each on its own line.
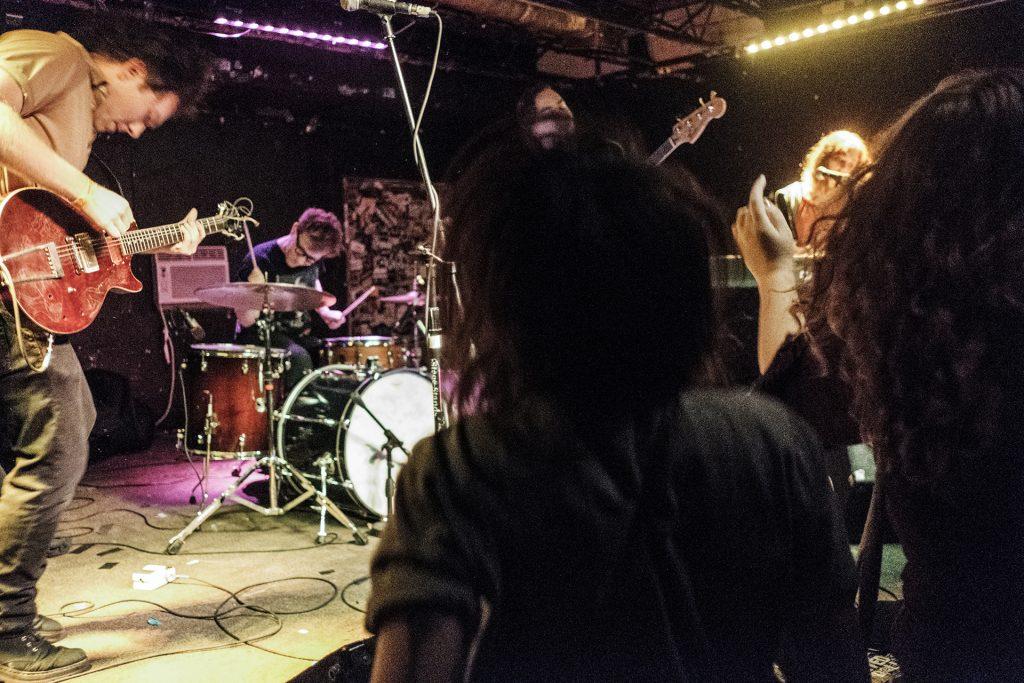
left=234, top=208, right=347, bottom=386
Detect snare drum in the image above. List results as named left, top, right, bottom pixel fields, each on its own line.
left=182, top=343, right=289, bottom=458
left=320, top=336, right=406, bottom=372
left=276, top=365, right=434, bottom=519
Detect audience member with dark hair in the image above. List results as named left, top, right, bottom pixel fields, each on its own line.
left=235, top=207, right=348, bottom=384
left=0, top=13, right=212, bottom=679
left=804, top=68, right=1024, bottom=680
left=364, top=148, right=867, bottom=681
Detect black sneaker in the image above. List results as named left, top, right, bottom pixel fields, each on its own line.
left=0, top=631, right=88, bottom=681
left=31, top=616, right=63, bottom=643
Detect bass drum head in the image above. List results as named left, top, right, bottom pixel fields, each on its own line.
left=341, top=369, right=435, bottom=518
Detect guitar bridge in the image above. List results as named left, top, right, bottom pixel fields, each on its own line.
left=67, top=233, right=99, bottom=274
left=0, top=242, right=64, bottom=283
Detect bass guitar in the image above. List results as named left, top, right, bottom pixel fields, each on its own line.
left=647, top=92, right=727, bottom=167
left=0, top=188, right=253, bottom=334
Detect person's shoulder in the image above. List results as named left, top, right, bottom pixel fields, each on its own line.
left=0, top=30, right=84, bottom=59
left=679, top=388, right=819, bottom=454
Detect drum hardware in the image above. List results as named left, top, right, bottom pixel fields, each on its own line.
left=276, top=366, right=434, bottom=522
left=346, top=392, right=410, bottom=520
left=166, top=284, right=369, bottom=554
left=313, top=453, right=336, bottom=545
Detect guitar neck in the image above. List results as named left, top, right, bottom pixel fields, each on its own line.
left=120, top=216, right=228, bottom=255
left=647, top=137, right=679, bottom=167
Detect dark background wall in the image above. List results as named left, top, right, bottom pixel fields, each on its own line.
left=21, top=1, right=1021, bottom=419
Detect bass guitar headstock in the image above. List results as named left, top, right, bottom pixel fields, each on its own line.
left=669, top=92, right=727, bottom=147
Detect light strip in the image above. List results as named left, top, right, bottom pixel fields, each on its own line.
left=744, top=0, right=926, bottom=54
left=214, top=17, right=387, bottom=50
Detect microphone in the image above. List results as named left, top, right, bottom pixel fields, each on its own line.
left=180, top=310, right=206, bottom=341
left=341, top=0, right=433, bottom=17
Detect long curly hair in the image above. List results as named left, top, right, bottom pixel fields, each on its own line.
left=444, top=146, right=718, bottom=421
left=807, top=68, right=1024, bottom=493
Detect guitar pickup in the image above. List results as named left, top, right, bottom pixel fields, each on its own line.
left=67, top=233, right=99, bottom=274
left=0, top=242, right=64, bottom=283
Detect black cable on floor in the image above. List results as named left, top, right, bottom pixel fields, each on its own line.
left=340, top=575, right=370, bottom=614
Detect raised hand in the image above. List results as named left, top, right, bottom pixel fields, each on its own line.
left=731, top=174, right=796, bottom=283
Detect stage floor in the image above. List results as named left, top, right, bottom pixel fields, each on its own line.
left=43, top=436, right=376, bottom=682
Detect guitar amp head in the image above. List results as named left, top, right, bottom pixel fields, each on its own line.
left=153, top=246, right=230, bottom=308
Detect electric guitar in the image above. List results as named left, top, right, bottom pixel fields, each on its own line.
left=0, top=188, right=253, bottom=334
left=647, top=92, right=727, bottom=167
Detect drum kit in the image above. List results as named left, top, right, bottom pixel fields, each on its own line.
left=165, top=281, right=435, bottom=554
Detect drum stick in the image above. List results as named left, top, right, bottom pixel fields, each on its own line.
left=340, top=286, right=377, bottom=318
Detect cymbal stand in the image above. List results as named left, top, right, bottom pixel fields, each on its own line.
left=166, top=302, right=367, bottom=554
left=348, top=392, right=411, bottom=520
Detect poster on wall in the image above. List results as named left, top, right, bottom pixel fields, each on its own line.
left=342, top=177, right=441, bottom=339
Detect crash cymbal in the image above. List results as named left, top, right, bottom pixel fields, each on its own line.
left=379, top=290, right=425, bottom=306
left=196, top=282, right=336, bottom=311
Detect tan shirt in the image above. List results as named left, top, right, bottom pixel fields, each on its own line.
left=0, top=29, right=104, bottom=191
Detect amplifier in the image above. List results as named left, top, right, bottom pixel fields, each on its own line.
left=153, top=246, right=230, bottom=308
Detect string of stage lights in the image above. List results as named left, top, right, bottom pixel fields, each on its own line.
left=213, top=17, right=387, bottom=50
left=744, top=0, right=927, bottom=54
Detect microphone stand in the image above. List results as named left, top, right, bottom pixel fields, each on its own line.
left=348, top=392, right=412, bottom=519
left=380, top=12, right=450, bottom=434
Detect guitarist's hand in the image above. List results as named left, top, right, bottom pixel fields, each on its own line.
left=732, top=174, right=796, bottom=285
left=153, top=208, right=204, bottom=255
left=81, top=184, right=135, bottom=238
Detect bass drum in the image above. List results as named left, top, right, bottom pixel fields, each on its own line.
left=276, top=365, right=435, bottom=520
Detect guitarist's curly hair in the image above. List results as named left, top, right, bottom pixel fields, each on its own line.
left=70, top=13, right=213, bottom=116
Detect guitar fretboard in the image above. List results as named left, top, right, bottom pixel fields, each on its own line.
left=120, top=216, right=228, bottom=256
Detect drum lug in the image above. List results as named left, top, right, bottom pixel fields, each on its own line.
left=238, top=434, right=246, bottom=450
left=255, top=397, right=266, bottom=413
left=242, top=359, right=249, bottom=374
left=200, top=358, right=207, bottom=372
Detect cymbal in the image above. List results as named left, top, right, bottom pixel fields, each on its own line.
left=196, top=282, right=336, bottom=311
left=379, top=290, right=425, bottom=306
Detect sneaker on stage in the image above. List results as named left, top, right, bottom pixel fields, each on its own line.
left=0, top=631, right=88, bottom=681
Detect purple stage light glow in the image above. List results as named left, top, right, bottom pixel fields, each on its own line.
left=213, top=16, right=386, bottom=50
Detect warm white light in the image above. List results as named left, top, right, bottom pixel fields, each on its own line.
left=880, top=5, right=892, bottom=14
left=789, top=31, right=801, bottom=41
left=803, top=28, right=816, bottom=37
left=831, top=18, right=846, bottom=28
left=912, top=0, right=926, bottom=4
left=817, top=23, right=830, bottom=33
left=896, top=1, right=909, bottom=9
left=774, top=36, right=787, bottom=45
left=863, top=10, right=876, bottom=19
left=746, top=44, right=760, bottom=53
left=760, top=39, right=773, bottom=49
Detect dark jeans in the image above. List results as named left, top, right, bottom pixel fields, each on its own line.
left=0, top=308, right=95, bottom=636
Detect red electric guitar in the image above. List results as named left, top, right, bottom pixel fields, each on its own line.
left=0, top=188, right=252, bottom=334
left=647, top=92, right=727, bottom=167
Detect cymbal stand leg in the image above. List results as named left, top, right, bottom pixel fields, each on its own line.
left=166, top=458, right=263, bottom=555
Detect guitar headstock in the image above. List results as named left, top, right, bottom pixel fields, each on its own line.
left=670, top=92, right=727, bottom=147
left=215, top=197, right=257, bottom=241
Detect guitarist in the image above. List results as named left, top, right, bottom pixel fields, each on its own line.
left=0, top=17, right=210, bottom=680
